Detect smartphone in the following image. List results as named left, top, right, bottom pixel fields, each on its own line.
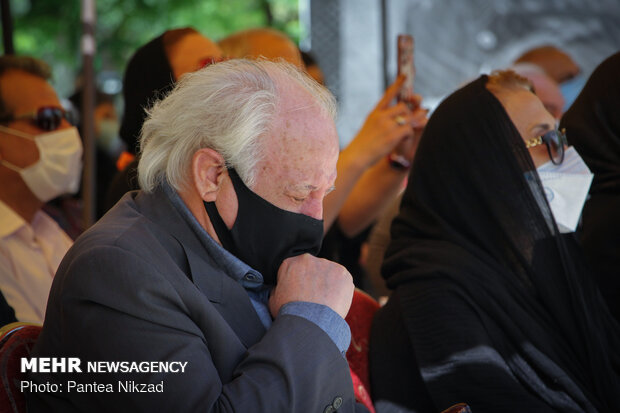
left=397, top=34, right=415, bottom=108
left=389, top=34, right=416, bottom=170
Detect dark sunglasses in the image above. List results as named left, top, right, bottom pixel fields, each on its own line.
left=0, top=106, right=70, bottom=132
left=525, top=128, right=568, bottom=165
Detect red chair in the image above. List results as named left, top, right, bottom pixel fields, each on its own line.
left=442, top=403, right=472, bottom=413
left=0, top=322, right=42, bottom=413
left=345, top=289, right=381, bottom=413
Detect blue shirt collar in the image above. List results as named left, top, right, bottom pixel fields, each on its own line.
left=162, top=182, right=264, bottom=288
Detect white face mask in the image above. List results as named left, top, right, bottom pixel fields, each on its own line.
left=536, top=146, right=593, bottom=233
left=0, top=125, right=83, bottom=202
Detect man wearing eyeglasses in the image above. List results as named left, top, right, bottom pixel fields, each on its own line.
left=0, top=55, right=82, bottom=325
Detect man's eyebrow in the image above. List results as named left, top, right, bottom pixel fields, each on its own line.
left=287, top=170, right=337, bottom=193
left=288, top=183, right=318, bottom=192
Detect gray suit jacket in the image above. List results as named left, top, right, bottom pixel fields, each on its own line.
left=28, top=188, right=362, bottom=412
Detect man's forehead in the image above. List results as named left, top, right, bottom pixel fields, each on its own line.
left=260, top=109, right=337, bottom=179
left=270, top=95, right=332, bottom=138
left=266, top=123, right=337, bottom=167
left=1, top=70, right=60, bottom=111
left=264, top=75, right=338, bottom=159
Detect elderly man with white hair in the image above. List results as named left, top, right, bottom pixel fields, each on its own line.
left=29, top=59, right=365, bottom=412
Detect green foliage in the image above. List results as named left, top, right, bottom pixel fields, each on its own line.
left=8, top=0, right=299, bottom=95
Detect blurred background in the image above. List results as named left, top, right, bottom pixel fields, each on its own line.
left=4, top=0, right=620, bottom=145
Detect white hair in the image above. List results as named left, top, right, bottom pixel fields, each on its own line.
left=138, top=58, right=337, bottom=193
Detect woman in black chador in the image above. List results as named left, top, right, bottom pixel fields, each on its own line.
left=369, top=71, right=620, bottom=412
left=560, top=51, right=620, bottom=323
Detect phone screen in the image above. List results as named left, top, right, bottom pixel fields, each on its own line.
left=397, top=34, right=415, bottom=106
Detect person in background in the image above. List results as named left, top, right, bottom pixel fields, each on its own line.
left=29, top=58, right=366, bottom=412
left=365, top=53, right=575, bottom=301
left=369, top=70, right=620, bottom=412
left=0, top=55, right=82, bottom=325
left=70, top=89, right=123, bottom=162
left=218, top=27, right=304, bottom=68
left=510, top=62, right=565, bottom=119
left=104, top=27, right=223, bottom=212
left=363, top=193, right=402, bottom=301
left=560, top=51, right=620, bottom=323
left=121, top=27, right=222, bottom=156
left=301, top=50, right=325, bottom=85
left=365, top=59, right=574, bottom=299
left=319, top=78, right=425, bottom=288
left=44, top=89, right=123, bottom=233
left=515, top=45, right=585, bottom=112
left=76, top=90, right=123, bottom=219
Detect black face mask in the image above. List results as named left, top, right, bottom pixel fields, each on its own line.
left=204, top=169, right=324, bottom=285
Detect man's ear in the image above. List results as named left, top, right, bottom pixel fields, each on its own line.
left=191, top=148, right=227, bottom=202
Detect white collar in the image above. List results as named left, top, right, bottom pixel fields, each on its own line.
left=0, top=199, right=27, bottom=238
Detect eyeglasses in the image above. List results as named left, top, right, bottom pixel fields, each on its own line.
left=525, top=128, right=567, bottom=165
left=0, top=106, right=70, bottom=132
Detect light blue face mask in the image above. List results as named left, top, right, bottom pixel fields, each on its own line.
left=560, top=74, right=587, bottom=112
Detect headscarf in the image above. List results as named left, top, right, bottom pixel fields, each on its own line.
left=560, top=51, right=620, bottom=322
left=119, top=33, right=174, bottom=155
left=383, top=75, right=620, bottom=411
left=561, top=52, right=620, bottom=193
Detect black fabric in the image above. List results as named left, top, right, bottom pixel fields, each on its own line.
left=371, top=75, right=620, bottom=412
left=369, top=289, right=436, bottom=412
left=204, top=199, right=238, bottom=256
left=119, top=33, right=174, bottom=155
left=0, top=290, right=17, bottom=326
left=560, top=51, right=620, bottom=323
left=204, top=169, right=324, bottom=285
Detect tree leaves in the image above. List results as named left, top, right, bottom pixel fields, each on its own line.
left=10, top=0, right=299, bottom=95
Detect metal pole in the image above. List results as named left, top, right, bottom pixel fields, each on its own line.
left=81, top=0, right=96, bottom=228
left=1, top=0, right=14, bottom=54
left=380, top=0, right=389, bottom=90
